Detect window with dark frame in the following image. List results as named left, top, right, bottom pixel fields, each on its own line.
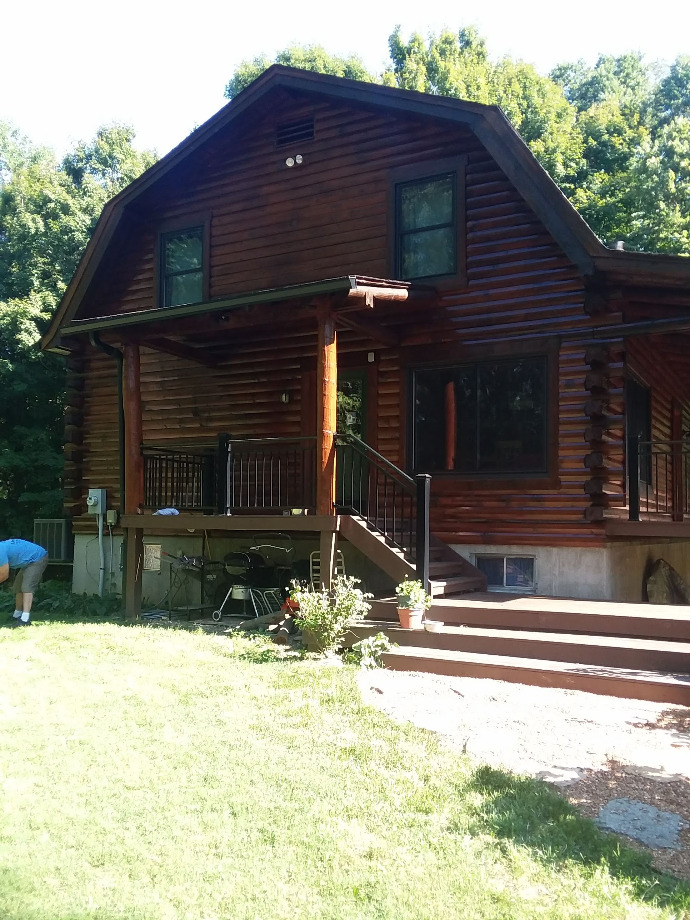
left=396, top=173, right=456, bottom=280
left=160, top=227, right=204, bottom=308
left=412, top=356, right=548, bottom=475
left=475, top=555, right=535, bottom=592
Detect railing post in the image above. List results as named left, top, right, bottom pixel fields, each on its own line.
left=627, top=433, right=640, bottom=522
left=415, top=473, right=431, bottom=592
left=216, top=433, right=231, bottom=515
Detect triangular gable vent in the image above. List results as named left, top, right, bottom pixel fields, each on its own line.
left=275, top=118, right=314, bottom=147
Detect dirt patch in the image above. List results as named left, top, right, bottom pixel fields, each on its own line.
left=357, top=669, right=690, bottom=879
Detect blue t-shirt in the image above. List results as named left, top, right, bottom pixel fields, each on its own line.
left=0, top=540, right=48, bottom=568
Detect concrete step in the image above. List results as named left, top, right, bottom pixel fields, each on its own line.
left=368, top=593, right=690, bottom=642
left=347, top=621, right=690, bottom=673
left=379, top=645, right=690, bottom=705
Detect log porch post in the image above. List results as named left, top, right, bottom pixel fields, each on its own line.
left=316, top=301, right=338, bottom=587
left=123, top=342, right=144, bottom=618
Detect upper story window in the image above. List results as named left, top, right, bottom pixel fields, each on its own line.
left=412, top=355, right=548, bottom=475
left=160, top=227, right=204, bottom=307
left=390, top=156, right=466, bottom=285
left=397, top=174, right=456, bottom=279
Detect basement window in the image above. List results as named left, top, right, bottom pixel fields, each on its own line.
left=475, top=555, right=535, bottom=592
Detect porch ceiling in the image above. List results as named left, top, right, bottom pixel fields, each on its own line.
left=53, top=275, right=433, bottom=358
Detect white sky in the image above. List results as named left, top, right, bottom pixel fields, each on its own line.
left=3, top=0, right=689, bottom=158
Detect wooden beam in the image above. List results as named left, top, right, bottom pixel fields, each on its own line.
left=316, top=301, right=337, bottom=516
left=444, top=381, right=456, bottom=471
left=123, top=526, right=143, bottom=619
left=122, top=343, right=143, bottom=620
left=144, top=337, right=219, bottom=367
left=335, top=314, right=400, bottom=347
left=123, top=343, right=144, bottom=513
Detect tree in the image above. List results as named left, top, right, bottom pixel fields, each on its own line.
left=0, top=124, right=156, bottom=537
left=225, top=46, right=375, bottom=100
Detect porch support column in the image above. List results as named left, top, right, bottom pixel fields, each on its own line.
left=316, top=301, right=337, bottom=516
left=122, top=342, right=143, bottom=618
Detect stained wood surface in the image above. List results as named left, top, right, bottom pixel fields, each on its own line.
left=68, top=90, right=690, bottom=548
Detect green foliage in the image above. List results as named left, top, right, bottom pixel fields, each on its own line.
left=225, top=45, right=375, bottom=100
left=344, top=631, right=396, bottom=668
left=0, top=579, right=121, bottom=619
left=0, top=124, right=156, bottom=536
left=291, top=575, right=372, bottom=652
left=395, top=579, right=432, bottom=610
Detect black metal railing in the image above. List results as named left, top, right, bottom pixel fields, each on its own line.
left=219, top=435, right=317, bottom=514
left=628, top=436, right=690, bottom=521
left=335, top=433, right=430, bottom=589
left=142, top=445, right=217, bottom=511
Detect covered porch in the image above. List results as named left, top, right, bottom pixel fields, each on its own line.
left=58, top=276, right=434, bottom=617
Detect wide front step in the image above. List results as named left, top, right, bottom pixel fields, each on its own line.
left=347, top=621, right=690, bottom=673
left=378, top=645, right=690, bottom=705
left=369, top=594, right=690, bottom=642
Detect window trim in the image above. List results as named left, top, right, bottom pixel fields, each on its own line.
left=388, top=156, right=467, bottom=288
left=473, top=553, right=536, bottom=593
left=155, top=216, right=210, bottom=309
left=405, top=339, right=560, bottom=488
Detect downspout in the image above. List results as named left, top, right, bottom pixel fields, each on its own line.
left=89, top=334, right=126, bottom=513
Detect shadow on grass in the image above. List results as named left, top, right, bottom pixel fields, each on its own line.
left=462, top=765, right=690, bottom=912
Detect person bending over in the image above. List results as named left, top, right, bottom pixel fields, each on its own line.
left=0, top=539, right=48, bottom=627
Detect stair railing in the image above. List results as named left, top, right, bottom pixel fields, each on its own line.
left=335, top=433, right=430, bottom=590
left=628, top=436, right=690, bottom=521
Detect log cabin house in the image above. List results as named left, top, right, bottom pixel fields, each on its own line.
left=42, top=66, right=690, bottom=615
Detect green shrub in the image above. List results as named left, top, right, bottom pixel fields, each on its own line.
left=291, top=576, right=372, bottom=652
left=344, top=632, right=396, bottom=668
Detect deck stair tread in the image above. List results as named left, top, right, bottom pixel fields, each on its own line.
left=352, top=621, right=690, bottom=654
left=380, top=646, right=690, bottom=704
left=368, top=593, right=690, bottom=641
left=384, top=646, right=690, bottom=687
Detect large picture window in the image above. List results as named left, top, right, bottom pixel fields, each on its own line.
left=413, top=356, right=548, bottom=475
left=160, top=227, right=204, bottom=307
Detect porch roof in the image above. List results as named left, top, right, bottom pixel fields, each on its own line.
left=48, top=275, right=423, bottom=353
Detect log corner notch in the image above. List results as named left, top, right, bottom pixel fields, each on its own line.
left=582, top=342, right=626, bottom=522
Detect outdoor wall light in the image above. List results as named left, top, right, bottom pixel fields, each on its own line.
left=285, top=154, right=304, bottom=168
left=280, top=391, right=291, bottom=404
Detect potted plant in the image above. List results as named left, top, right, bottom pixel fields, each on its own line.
left=395, top=579, right=432, bottom=629
left=290, top=576, right=372, bottom=653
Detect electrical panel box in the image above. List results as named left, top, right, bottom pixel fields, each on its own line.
left=86, top=488, right=106, bottom=515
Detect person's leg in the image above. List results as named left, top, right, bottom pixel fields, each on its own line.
left=11, top=572, right=23, bottom=620
left=14, top=556, right=47, bottom=625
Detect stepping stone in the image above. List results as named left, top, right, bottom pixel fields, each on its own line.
left=596, top=798, right=688, bottom=849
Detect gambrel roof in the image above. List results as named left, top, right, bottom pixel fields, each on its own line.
left=43, top=65, right=690, bottom=352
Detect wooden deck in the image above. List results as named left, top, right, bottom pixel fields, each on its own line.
left=348, top=592, right=690, bottom=704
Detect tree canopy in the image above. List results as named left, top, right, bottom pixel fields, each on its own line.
left=0, top=124, right=155, bottom=538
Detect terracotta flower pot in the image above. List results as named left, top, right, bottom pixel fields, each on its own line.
left=397, top=606, right=424, bottom=629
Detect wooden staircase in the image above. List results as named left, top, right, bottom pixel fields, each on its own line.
left=347, top=593, right=690, bottom=705
left=339, top=515, right=486, bottom=597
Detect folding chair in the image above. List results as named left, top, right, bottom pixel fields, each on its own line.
left=309, top=550, right=345, bottom=589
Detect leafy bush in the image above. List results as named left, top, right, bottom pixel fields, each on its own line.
left=344, top=632, right=396, bottom=668
left=291, top=576, right=372, bottom=652
left=395, top=579, right=432, bottom=610
left=0, top=580, right=121, bottom=619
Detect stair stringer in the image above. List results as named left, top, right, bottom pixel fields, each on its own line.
left=339, top=515, right=416, bottom=583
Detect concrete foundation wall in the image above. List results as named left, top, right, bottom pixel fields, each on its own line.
left=609, top=540, right=690, bottom=602
left=451, top=543, right=612, bottom=600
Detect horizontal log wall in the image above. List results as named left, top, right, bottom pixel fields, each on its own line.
left=73, top=91, right=656, bottom=547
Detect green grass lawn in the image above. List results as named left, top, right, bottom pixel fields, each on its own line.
left=1, top=618, right=688, bottom=920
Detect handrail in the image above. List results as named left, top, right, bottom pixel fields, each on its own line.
left=628, top=437, right=690, bottom=521
left=335, top=432, right=430, bottom=590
